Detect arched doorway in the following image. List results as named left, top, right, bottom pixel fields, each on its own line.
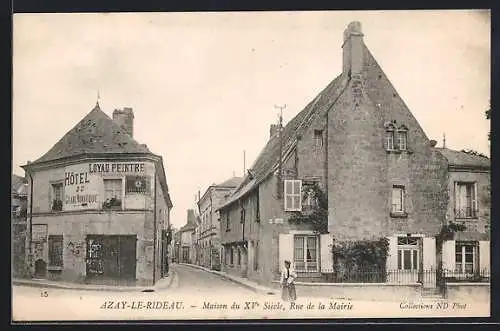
left=34, top=259, right=47, bottom=279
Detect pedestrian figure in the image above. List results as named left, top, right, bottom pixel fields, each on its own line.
left=281, top=260, right=297, bottom=301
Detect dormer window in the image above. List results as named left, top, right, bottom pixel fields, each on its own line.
left=397, top=125, right=408, bottom=151
left=397, top=131, right=407, bottom=150
left=385, top=121, right=409, bottom=152
left=386, top=131, right=395, bottom=150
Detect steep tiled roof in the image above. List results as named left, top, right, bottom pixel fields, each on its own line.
left=435, top=148, right=490, bottom=169
left=217, top=176, right=243, bottom=188
left=30, top=103, right=150, bottom=165
left=218, top=74, right=348, bottom=210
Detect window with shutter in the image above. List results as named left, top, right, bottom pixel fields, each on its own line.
left=455, top=182, right=478, bottom=219
left=293, top=235, right=319, bottom=272
left=284, top=180, right=302, bottom=211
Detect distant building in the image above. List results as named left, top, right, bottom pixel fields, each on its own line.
left=196, top=177, right=242, bottom=270
left=178, top=209, right=197, bottom=263
left=21, top=102, right=173, bottom=286
left=12, top=174, right=28, bottom=277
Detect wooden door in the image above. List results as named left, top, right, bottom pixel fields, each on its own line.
left=119, top=235, right=137, bottom=279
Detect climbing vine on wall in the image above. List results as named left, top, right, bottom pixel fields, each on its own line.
left=287, top=183, right=328, bottom=234
left=329, top=237, right=389, bottom=282
left=436, top=221, right=467, bottom=245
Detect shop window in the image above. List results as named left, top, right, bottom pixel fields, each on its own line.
left=293, top=235, right=318, bottom=272
left=48, top=235, right=63, bottom=267
left=103, top=179, right=122, bottom=209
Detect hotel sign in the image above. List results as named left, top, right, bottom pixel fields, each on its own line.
left=63, top=162, right=147, bottom=211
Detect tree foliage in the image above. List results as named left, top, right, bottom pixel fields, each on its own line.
left=331, top=237, right=389, bottom=271
left=287, top=183, right=328, bottom=234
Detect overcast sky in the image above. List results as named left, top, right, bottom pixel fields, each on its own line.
left=13, top=10, right=490, bottom=229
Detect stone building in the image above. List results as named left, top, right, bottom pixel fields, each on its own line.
left=435, top=148, right=490, bottom=278
left=178, top=209, right=197, bottom=263
left=12, top=174, right=29, bottom=278
left=196, top=177, right=242, bottom=270
left=217, top=21, right=490, bottom=287
left=21, top=102, right=173, bottom=286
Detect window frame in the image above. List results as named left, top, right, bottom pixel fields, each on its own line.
left=391, top=185, right=405, bottom=214
left=397, top=130, right=407, bottom=151
left=396, top=236, right=419, bottom=271
left=284, top=179, right=302, bottom=212
left=293, top=234, right=319, bottom=272
left=386, top=130, right=395, bottom=151
left=455, top=241, right=478, bottom=275
left=50, top=182, right=64, bottom=212
left=313, top=129, right=324, bottom=147
left=455, top=182, right=478, bottom=219
left=102, top=178, right=123, bottom=210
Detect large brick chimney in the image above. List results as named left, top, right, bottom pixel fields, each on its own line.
left=342, top=21, right=364, bottom=75
left=113, top=107, right=134, bottom=137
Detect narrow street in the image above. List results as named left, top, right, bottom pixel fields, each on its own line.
left=169, top=263, right=258, bottom=297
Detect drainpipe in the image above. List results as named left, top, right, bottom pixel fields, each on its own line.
left=153, top=173, right=157, bottom=285
left=209, top=189, right=213, bottom=270
left=27, top=169, right=34, bottom=276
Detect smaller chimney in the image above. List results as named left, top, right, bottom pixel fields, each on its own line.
left=113, top=107, right=134, bottom=137
left=270, top=124, right=279, bottom=138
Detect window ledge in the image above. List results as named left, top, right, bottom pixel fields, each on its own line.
left=390, top=212, right=408, bottom=218
left=47, top=266, right=63, bottom=271
left=386, top=149, right=412, bottom=155
left=455, top=217, right=478, bottom=221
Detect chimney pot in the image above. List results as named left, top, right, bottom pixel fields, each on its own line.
left=113, top=108, right=134, bottom=137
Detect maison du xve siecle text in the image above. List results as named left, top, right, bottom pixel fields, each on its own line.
left=216, top=21, right=490, bottom=294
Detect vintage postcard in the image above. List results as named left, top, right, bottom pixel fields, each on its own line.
left=11, top=10, right=491, bottom=321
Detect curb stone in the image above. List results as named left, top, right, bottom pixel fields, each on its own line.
left=12, top=270, right=176, bottom=293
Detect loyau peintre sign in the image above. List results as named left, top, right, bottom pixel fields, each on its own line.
left=63, top=162, right=147, bottom=211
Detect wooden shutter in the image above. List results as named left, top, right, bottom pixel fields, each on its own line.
left=473, top=183, right=478, bottom=216
left=296, top=180, right=302, bottom=211
left=422, top=237, right=436, bottom=270
left=320, top=234, right=333, bottom=272
left=479, top=241, right=490, bottom=274
left=442, top=240, right=455, bottom=276
left=454, top=182, right=459, bottom=215
left=284, top=180, right=291, bottom=211
left=386, top=236, right=398, bottom=271
left=278, top=233, right=293, bottom=272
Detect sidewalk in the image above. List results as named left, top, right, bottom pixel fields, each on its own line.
left=12, top=270, right=176, bottom=293
left=179, top=263, right=278, bottom=295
